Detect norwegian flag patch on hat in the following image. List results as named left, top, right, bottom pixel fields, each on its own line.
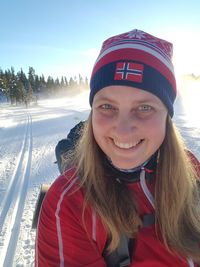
left=114, top=62, right=144, bottom=83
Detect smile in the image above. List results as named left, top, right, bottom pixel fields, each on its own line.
left=113, top=139, right=144, bottom=149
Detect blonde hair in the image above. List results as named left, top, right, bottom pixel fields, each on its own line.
left=155, top=116, right=200, bottom=261
left=64, top=112, right=200, bottom=262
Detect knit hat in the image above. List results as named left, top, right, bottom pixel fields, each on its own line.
left=89, top=29, right=177, bottom=117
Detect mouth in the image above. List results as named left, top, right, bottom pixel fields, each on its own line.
left=113, top=139, right=144, bottom=149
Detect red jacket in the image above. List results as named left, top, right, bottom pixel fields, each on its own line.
left=35, top=155, right=200, bottom=267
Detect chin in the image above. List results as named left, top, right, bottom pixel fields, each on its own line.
left=111, top=160, right=141, bottom=170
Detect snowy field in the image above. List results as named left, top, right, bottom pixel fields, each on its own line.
left=0, top=86, right=200, bottom=267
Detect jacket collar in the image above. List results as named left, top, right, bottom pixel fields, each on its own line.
left=103, top=152, right=158, bottom=183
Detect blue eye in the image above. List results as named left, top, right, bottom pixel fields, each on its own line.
left=138, top=105, right=152, bottom=111
left=101, top=104, right=114, bottom=109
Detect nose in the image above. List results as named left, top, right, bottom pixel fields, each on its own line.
left=113, top=112, right=137, bottom=139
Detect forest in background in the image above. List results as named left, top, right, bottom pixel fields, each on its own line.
left=0, top=66, right=89, bottom=106
left=0, top=66, right=199, bottom=107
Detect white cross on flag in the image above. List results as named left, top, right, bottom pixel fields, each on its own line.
left=114, top=62, right=144, bottom=83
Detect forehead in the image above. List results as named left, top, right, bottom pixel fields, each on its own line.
left=94, top=85, right=163, bottom=105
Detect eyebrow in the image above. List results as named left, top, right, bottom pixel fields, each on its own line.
left=94, top=96, right=117, bottom=104
left=94, top=96, right=159, bottom=105
left=133, top=99, right=159, bottom=104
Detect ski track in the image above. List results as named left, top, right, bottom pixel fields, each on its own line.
left=0, top=92, right=90, bottom=267
left=0, top=113, right=33, bottom=267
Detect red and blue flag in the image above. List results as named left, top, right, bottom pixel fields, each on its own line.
left=114, top=62, right=144, bottom=83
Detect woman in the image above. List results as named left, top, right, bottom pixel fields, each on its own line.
left=35, top=29, right=200, bottom=266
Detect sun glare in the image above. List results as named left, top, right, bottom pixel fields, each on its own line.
left=168, top=30, right=200, bottom=77
left=179, top=76, right=200, bottom=127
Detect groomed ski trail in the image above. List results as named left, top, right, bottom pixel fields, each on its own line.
left=0, top=113, right=33, bottom=267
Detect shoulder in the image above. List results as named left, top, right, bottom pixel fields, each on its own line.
left=43, top=167, right=85, bottom=214
left=40, top=167, right=104, bottom=234
left=36, top=168, right=107, bottom=265
left=38, top=167, right=107, bottom=253
left=38, top=167, right=91, bottom=238
left=48, top=167, right=79, bottom=194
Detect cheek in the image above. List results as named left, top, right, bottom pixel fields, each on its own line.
left=92, top=112, right=106, bottom=142
left=146, top=116, right=166, bottom=142
left=92, top=112, right=104, bottom=125
left=92, top=111, right=112, bottom=132
left=92, top=111, right=114, bottom=149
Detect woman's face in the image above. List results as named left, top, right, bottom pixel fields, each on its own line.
left=92, top=85, right=168, bottom=169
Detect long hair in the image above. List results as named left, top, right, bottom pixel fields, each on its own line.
left=155, top=115, right=200, bottom=261
left=65, top=112, right=200, bottom=261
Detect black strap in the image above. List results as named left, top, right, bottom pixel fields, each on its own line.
left=143, top=213, right=155, bottom=227
left=103, top=213, right=155, bottom=267
left=32, top=184, right=50, bottom=229
left=103, top=235, right=133, bottom=267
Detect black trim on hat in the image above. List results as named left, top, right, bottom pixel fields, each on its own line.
left=90, top=61, right=176, bottom=117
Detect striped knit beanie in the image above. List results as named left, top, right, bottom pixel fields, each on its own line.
left=89, top=29, right=177, bottom=117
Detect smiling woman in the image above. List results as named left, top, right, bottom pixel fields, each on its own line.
left=35, top=29, right=200, bottom=267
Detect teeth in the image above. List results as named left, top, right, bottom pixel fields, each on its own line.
left=114, top=140, right=141, bottom=149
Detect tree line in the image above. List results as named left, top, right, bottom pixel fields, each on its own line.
left=0, top=66, right=89, bottom=105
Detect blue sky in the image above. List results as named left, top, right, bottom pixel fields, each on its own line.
left=1, top=0, right=200, bottom=79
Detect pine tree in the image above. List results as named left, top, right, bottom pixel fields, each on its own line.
left=55, top=77, right=60, bottom=88
left=0, top=69, right=8, bottom=101
left=61, top=76, right=65, bottom=88
left=78, top=74, right=83, bottom=87
left=9, top=67, right=18, bottom=104
left=35, top=75, right=40, bottom=93
left=3, top=70, right=11, bottom=102
left=16, top=80, right=26, bottom=104
left=46, top=76, right=55, bottom=94
left=64, top=77, right=69, bottom=89
left=38, top=75, right=47, bottom=93
left=25, top=81, right=33, bottom=105
left=28, top=67, right=36, bottom=92
left=64, top=77, right=68, bottom=87
left=69, top=77, right=75, bottom=88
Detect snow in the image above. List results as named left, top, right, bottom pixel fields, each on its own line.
left=0, top=89, right=90, bottom=267
left=0, top=87, right=199, bottom=267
